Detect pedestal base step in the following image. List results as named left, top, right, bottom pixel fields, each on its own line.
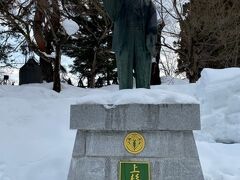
left=68, top=130, right=204, bottom=180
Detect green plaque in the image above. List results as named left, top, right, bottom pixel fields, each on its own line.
left=119, top=161, right=150, bottom=180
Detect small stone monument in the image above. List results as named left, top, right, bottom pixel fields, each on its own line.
left=67, top=104, right=204, bottom=180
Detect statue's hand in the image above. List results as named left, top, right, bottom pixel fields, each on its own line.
left=146, top=33, right=156, bottom=56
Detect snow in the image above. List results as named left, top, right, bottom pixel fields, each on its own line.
left=0, top=84, right=76, bottom=180
left=76, top=88, right=199, bottom=105
left=198, top=68, right=240, bottom=85
left=196, top=68, right=240, bottom=143
left=0, top=68, right=240, bottom=180
left=61, top=19, right=79, bottom=36
left=197, top=142, right=240, bottom=180
left=41, top=51, right=56, bottom=59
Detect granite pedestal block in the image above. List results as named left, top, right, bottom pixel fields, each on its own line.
left=68, top=104, right=204, bottom=180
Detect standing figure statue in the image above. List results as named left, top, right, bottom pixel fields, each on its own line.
left=103, top=0, right=157, bottom=89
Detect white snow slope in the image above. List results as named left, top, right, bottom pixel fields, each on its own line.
left=0, top=68, right=240, bottom=180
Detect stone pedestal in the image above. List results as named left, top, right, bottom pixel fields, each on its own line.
left=68, top=104, right=204, bottom=180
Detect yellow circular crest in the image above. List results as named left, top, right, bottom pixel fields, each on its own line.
left=124, top=132, right=145, bottom=154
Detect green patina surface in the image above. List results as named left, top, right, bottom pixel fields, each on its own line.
left=103, top=0, right=157, bottom=89
left=119, top=161, right=150, bottom=180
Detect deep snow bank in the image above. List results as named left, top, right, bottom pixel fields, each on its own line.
left=0, top=84, right=77, bottom=180
left=196, top=68, right=240, bottom=143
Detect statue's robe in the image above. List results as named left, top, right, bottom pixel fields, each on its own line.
left=103, top=0, right=157, bottom=89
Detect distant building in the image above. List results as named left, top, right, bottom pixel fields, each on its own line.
left=19, top=58, right=43, bottom=85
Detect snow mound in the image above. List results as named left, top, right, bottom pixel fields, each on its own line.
left=199, top=68, right=240, bottom=85
left=196, top=68, right=240, bottom=143
left=0, top=83, right=76, bottom=180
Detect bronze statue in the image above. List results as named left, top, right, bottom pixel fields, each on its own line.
left=103, top=0, right=157, bottom=89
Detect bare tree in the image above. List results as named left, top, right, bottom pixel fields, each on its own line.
left=152, top=0, right=187, bottom=79
left=33, top=0, right=62, bottom=92
left=178, top=0, right=240, bottom=82
left=0, top=0, right=68, bottom=92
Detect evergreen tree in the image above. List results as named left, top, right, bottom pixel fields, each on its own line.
left=62, top=0, right=117, bottom=88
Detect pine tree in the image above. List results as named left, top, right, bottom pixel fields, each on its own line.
left=62, top=0, right=117, bottom=88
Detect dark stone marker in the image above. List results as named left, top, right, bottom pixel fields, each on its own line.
left=19, top=58, right=43, bottom=85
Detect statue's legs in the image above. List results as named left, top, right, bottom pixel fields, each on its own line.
left=116, top=30, right=152, bottom=89
left=134, top=48, right=152, bottom=89
left=116, top=50, right=134, bottom=89
left=116, top=48, right=151, bottom=89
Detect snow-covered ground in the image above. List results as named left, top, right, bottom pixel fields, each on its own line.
left=0, top=68, right=240, bottom=180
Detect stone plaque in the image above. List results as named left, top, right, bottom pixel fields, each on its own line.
left=119, top=161, right=150, bottom=180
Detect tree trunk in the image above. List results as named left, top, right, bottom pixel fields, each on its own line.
left=151, top=62, right=161, bottom=85
left=53, top=44, right=61, bottom=92
left=40, top=58, right=53, bottom=82
left=90, top=49, right=97, bottom=88
left=106, top=68, right=111, bottom=85
left=151, top=22, right=165, bottom=85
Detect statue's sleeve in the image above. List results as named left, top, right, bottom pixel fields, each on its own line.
left=147, top=1, right=158, bottom=35
left=103, top=0, right=122, bottom=21
left=146, top=1, right=158, bottom=56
